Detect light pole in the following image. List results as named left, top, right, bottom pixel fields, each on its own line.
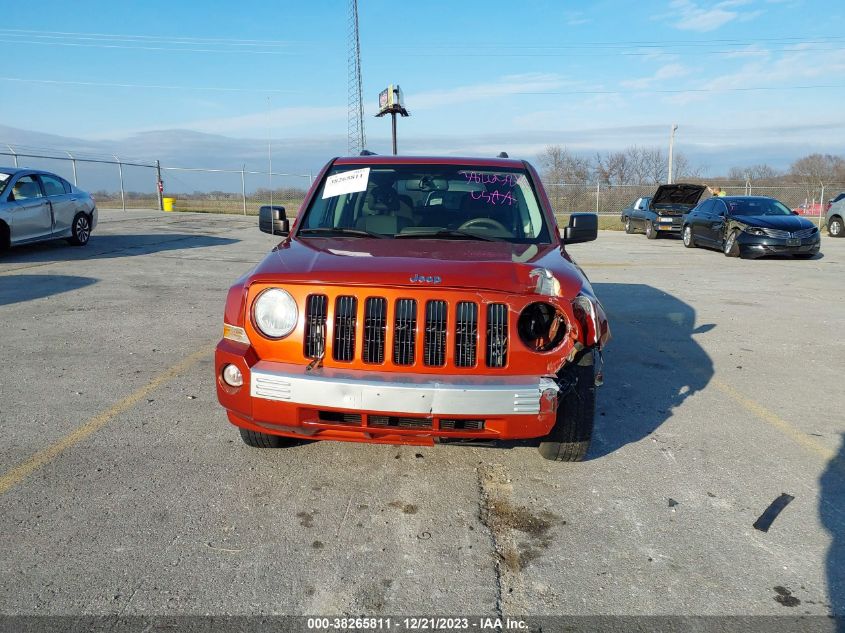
left=667, top=123, right=678, bottom=184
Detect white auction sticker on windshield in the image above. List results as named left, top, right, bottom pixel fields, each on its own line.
left=0, top=174, right=8, bottom=182
left=322, top=168, right=370, bottom=199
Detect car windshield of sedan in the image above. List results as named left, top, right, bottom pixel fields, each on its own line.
left=298, top=164, right=552, bottom=244
left=726, top=199, right=793, bottom=216
left=0, top=172, right=10, bottom=197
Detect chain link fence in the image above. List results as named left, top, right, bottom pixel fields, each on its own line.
left=0, top=144, right=311, bottom=216
left=2, top=144, right=842, bottom=225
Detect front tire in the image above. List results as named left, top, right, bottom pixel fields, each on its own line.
left=239, top=427, right=294, bottom=448
left=829, top=216, right=843, bottom=237
left=682, top=225, right=696, bottom=248
left=645, top=221, right=657, bottom=239
left=723, top=230, right=740, bottom=257
left=538, top=353, right=596, bottom=462
left=68, top=212, right=92, bottom=246
left=624, top=217, right=634, bottom=234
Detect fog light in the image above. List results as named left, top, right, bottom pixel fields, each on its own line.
left=222, top=364, right=243, bottom=387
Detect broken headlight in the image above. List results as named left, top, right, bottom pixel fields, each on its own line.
left=518, top=302, right=567, bottom=352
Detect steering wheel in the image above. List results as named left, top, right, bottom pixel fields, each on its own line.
left=457, top=217, right=510, bottom=233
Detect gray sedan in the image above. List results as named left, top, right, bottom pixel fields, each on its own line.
left=0, top=167, right=97, bottom=250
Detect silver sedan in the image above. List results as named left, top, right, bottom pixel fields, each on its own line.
left=0, top=167, right=97, bottom=250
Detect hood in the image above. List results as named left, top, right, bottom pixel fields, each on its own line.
left=247, top=237, right=585, bottom=296
left=732, top=214, right=816, bottom=231
left=650, top=184, right=707, bottom=210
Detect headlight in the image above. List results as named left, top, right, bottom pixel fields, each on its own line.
left=252, top=288, right=298, bottom=338
left=518, top=302, right=567, bottom=352
left=744, top=226, right=765, bottom=236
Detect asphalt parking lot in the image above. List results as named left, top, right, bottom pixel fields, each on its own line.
left=1, top=210, right=843, bottom=623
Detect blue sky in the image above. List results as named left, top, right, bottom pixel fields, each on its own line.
left=1, top=0, right=844, bottom=174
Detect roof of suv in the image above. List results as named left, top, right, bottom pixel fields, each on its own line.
left=333, top=155, right=527, bottom=169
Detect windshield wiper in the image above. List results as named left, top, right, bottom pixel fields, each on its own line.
left=297, top=227, right=387, bottom=239
left=394, top=229, right=503, bottom=242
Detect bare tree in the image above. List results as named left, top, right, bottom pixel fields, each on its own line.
left=790, top=153, right=845, bottom=185
left=671, top=153, right=704, bottom=181
left=537, top=145, right=592, bottom=183
left=594, top=151, right=633, bottom=185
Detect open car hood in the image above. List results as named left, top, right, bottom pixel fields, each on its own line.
left=650, top=184, right=707, bottom=209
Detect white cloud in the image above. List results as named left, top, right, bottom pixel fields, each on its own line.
left=621, top=63, right=691, bottom=90
left=667, top=0, right=763, bottom=32
left=410, top=73, right=571, bottom=109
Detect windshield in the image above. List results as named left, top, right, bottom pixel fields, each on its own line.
left=0, top=172, right=10, bottom=197
left=298, top=164, right=552, bottom=243
left=726, top=198, right=793, bottom=216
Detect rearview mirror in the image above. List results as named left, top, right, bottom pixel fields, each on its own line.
left=259, top=205, right=289, bottom=236
left=562, top=213, right=598, bottom=244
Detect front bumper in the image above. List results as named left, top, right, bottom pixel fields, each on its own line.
left=736, top=233, right=821, bottom=258
left=656, top=215, right=682, bottom=232
left=216, top=340, right=560, bottom=445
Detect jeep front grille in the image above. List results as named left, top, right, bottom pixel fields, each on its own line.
left=393, top=299, right=417, bottom=366
left=333, top=296, right=357, bottom=361
left=363, top=297, right=387, bottom=364
left=454, top=301, right=478, bottom=368
left=486, top=303, right=509, bottom=368
left=304, top=294, right=328, bottom=359
left=296, top=294, right=509, bottom=369
left=423, top=300, right=448, bottom=367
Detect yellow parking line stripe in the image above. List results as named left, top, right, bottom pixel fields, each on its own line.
left=0, top=345, right=214, bottom=496
left=711, top=377, right=837, bottom=463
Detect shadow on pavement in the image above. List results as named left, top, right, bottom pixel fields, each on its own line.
left=0, top=233, right=238, bottom=263
left=0, top=274, right=98, bottom=306
left=821, top=434, right=845, bottom=627
left=588, top=282, right=714, bottom=459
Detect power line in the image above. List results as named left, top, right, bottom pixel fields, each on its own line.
left=0, top=28, right=298, bottom=46
left=0, top=77, right=301, bottom=93
left=0, top=39, right=298, bottom=55
left=520, top=84, right=845, bottom=95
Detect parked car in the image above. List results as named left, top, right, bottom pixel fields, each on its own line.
left=792, top=202, right=824, bottom=216
left=826, top=193, right=844, bottom=237
left=0, top=168, right=96, bottom=250
left=683, top=196, right=820, bottom=258
left=215, top=155, right=610, bottom=462
left=621, top=184, right=706, bottom=239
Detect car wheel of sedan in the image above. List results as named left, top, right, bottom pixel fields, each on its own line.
left=239, top=427, right=297, bottom=448
left=68, top=213, right=91, bottom=246
left=829, top=216, right=843, bottom=237
left=538, top=352, right=596, bottom=462
left=645, top=221, right=657, bottom=239
left=723, top=230, right=740, bottom=257
left=683, top=225, right=696, bottom=248
left=624, top=217, right=634, bottom=234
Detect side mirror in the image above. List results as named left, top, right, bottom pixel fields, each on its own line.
left=259, top=205, right=289, bottom=236
left=562, top=213, right=598, bottom=244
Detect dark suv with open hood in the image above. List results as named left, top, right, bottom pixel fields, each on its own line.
left=621, top=184, right=706, bottom=239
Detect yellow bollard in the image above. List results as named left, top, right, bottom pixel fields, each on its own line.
left=162, top=197, right=174, bottom=212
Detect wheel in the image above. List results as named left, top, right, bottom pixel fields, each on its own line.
left=682, top=225, right=696, bottom=248
left=238, top=427, right=294, bottom=448
left=829, top=216, right=843, bottom=237
left=645, top=221, right=657, bottom=239
left=0, top=221, right=9, bottom=252
left=624, top=217, right=634, bottom=234
left=68, top=212, right=92, bottom=246
left=723, top=230, right=740, bottom=257
left=538, top=353, right=596, bottom=462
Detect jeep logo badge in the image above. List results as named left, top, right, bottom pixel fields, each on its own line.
left=410, top=273, right=441, bottom=284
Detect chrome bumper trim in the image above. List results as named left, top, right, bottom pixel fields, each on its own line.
left=250, top=361, right=546, bottom=415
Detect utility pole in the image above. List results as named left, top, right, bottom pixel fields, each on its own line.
left=347, top=0, right=366, bottom=154
left=155, top=160, right=163, bottom=211
left=667, top=123, right=678, bottom=184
